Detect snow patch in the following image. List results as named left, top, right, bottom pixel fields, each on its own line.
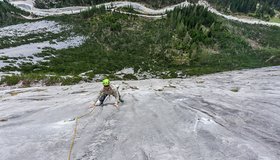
left=0, top=20, right=66, bottom=38
left=0, top=36, right=86, bottom=68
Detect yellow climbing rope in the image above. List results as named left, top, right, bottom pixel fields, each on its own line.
left=68, top=105, right=96, bottom=160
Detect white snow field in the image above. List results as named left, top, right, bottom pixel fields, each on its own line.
left=0, top=20, right=65, bottom=38
left=0, top=66, right=280, bottom=160
left=0, top=36, right=85, bottom=57
left=0, top=36, right=85, bottom=68
left=0, top=20, right=85, bottom=68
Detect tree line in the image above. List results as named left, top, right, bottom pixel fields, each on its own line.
left=0, top=0, right=28, bottom=27
left=166, top=5, right=221, bottom=50
left=207, top=0, right=280, bottom=19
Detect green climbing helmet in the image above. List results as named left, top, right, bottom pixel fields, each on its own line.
left=102, top=78, right=110, bottom=86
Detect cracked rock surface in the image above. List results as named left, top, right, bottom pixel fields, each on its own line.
left=0, top=66, right=280, bottom=160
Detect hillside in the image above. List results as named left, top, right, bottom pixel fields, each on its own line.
left=32, top=0, right=280, bottom=22
left=1, top=66, right=279, bottom=160
left=1, top=4, right=280, bottom=86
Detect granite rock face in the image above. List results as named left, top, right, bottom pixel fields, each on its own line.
left=0, top=66, right=280, bottom=160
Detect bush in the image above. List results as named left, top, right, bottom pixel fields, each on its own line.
left=0, top=75, right=21, bottom=86
left=123, top=74, right=138, bottom=80
left=61, top=76, right=82, bottom=85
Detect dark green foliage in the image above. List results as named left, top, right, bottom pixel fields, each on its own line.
left=0, top=32, right=71, bottom=49
left=167, top=5, right=219, bottom=42
left=123, top=74, right=138, bottom=80
left=26, top=7, right=279, bottom=74
left=0, top=0, right=29, bottom=27
left=0, top=75, right=21, bottom=86
left=61, top=76, right=83, bottom=85
left=0, top=74, right=83, bottom=86
left=232, top=21, right=280, bottom=49
left=207, top=0, right=278, bottom=19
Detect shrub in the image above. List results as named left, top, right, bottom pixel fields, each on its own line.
left=123, top=74, right=138, bottom=80
left=0, top=75, right=21, bottom=86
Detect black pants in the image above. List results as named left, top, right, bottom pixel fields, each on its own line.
left=99, top=93, right=123, bottom=105
left=99, top=94, right=108, bottom=105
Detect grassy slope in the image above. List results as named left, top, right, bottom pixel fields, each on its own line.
left=270, top=17, right=280, bottom=23
left=1, top=6, right=280, bottom=86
